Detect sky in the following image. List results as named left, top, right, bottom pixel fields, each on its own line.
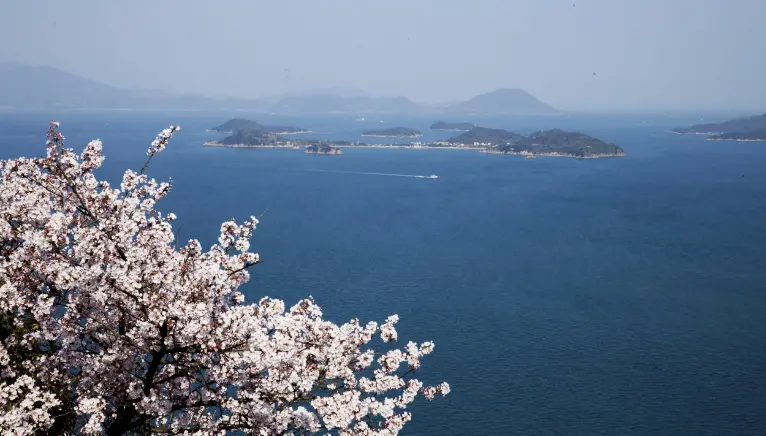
left=0, top=0, right=764, bottom=110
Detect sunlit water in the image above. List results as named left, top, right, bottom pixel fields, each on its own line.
left=2, top=111, right=765, bottom=435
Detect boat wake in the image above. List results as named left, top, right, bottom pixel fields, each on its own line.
left=307, top=169, right=438, bottom=179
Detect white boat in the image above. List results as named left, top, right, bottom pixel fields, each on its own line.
left=428, top=174, right=438, bottom=179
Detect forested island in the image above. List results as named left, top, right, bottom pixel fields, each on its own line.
left=430, top=121, right=475, bottom=131
left=204, top=118, right=312, bottom=147
left=204, top=121, right=624, bottom=158
left=449, top=127, right=625, bottom=158
left=218, top=129, right=275, bottom=146
left=673, top=113, right=766, bottom=141
left=361, top=127, right=423, bottom=138
left=211, top=118, right=310, bottom=134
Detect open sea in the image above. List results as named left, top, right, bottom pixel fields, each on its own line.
left=1, top=111, right=766, bottom=435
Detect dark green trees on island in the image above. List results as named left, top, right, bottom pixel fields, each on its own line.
left=673, top=113, right=766, bottom=141
left=211, top=118, right=309, bottom=134
left=447, top=127, right=625, bottom=158
left=206, top=118, right=624, bottom=158
left=220, top=129, right=274, bottom=146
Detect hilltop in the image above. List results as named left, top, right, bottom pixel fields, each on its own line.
left=211, top=118, right=309, bottom=134
left=443, top=89, right=557, bottom=115
left=0, top=62, right=266, bottom=111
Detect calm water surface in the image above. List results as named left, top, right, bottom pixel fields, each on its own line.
left=1, top=111, right=765, bottom=435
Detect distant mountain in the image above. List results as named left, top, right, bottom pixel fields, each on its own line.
left=0, top=62, right=556, bottom=115
left=0, top=62, right=266, bottom=111
left=0, top=62, right=141, bottom=109
left=445, top=89, right=557, bottom=115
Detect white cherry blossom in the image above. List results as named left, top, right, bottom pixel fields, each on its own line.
left=0, top=121, right=448, bottom=435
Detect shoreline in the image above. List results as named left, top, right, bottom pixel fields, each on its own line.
left=674, top=132, right=766, bottom=142
left=481, top=150, right=626, bottom=159
left=707, top=138, right=766, bottom=142
left=202, top=141, right=623, bottom=157
left=305, top=151, right=342, bottom=155
left=336, top=144, right=476, bottom=150
left=203, top=141, right=476, bottom=150
left=672, top=131, right=720, bottom=135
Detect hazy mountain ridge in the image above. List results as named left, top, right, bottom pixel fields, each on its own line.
left=0, top=62, right=556, bottom=114
left=442, top=89, right=557, bottom=115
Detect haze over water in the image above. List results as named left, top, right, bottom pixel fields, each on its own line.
left=2, top=0, right=765, bottom=110
left=2, top=111, right=766, bottom=435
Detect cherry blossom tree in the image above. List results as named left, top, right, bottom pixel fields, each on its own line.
left=0, top=122, right=448, bottom=435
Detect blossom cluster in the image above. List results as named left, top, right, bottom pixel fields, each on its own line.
left=0, top=122, right=448, bottom=435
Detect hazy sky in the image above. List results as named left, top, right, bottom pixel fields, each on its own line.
left=1, top=0, right=764, bottom=110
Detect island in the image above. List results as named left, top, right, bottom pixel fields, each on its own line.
left=448, top=127, right=625, bottom=158
left=305, top=143, right=342, bottom=155
left=204, top=123, right=625, bottom=158
left=210, top=118, right=310, bottom=134
left=218, top=129, right=276, bottom=146
left=447, top=127, right=523, bottom=144
left=430, top=121, right=475, bottom=131
left=673, top=113, right=766, bottom=141
left=361, top=127, right=423, bottom=138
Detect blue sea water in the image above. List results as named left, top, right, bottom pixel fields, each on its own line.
left=2, top=111, right=766, bottom=435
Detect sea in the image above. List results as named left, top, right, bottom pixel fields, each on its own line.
left=1, top=111, right=766, bottom=435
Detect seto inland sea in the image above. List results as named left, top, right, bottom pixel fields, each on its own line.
left=2, top=111, right=766, bottom=435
